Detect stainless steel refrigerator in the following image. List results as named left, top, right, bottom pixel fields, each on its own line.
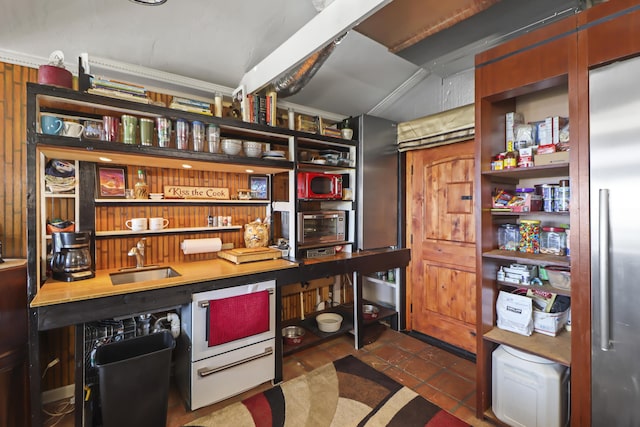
left=590, top=54, right=640, bottom=425
left=356, top=114, right=399, bottom=250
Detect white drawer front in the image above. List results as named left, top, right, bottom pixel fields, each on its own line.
left=189, top=338, right=275, bottom=410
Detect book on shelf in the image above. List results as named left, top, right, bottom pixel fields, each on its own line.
left=89, top=76, right=147, bottom=95
left=87, top=87, right=150, bottom=104
left=322, top=127, right=342, bottom=138
left=296, top=114, right=319, bottom=133
left=169, top=102, right=213, bottom=115
left=244, top=91, right=277, bottom=126
left=171, top=96, right=212, bottom=110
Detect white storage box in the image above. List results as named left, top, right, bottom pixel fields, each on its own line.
left=533, top=308, right=569, bottom=336
left=493, top=345, right=569, bottom=427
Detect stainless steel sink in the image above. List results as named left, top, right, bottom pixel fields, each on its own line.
left=110, top=266, right=181, bottom=285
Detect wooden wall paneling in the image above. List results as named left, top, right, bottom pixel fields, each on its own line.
left=572, top=13, right=591, bottom=427
left=1, top=63, right=37, bottom=257
left=475, top=17, right=576, bottom=99
left=580, top=0, right=640, bottom=68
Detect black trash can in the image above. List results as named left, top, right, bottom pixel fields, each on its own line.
left=95, top=330, right=175, bottom=427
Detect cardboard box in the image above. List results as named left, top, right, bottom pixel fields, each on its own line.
left=534, top=151, right=569, bottom=166
left=533, top=308, right=569, bottom=336
left=552, top=116, right=569, bottom=144
left=493, top=192, right=542, bottom=212
left=505, top=112, right=524, bottom=151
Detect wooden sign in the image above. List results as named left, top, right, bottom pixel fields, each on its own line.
left=164, top=185, right=229, bottom=200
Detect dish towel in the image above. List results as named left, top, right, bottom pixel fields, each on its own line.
left=208, top=290, right=270, bottom=346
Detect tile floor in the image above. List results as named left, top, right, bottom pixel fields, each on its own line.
left=45, top=327, right=495, bottom=426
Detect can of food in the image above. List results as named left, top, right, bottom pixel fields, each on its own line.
left=556, top=180, right=570, bottom=212
left=519, top=219, right=541, bottom=254
left=540, top=184, right=556, bottom=200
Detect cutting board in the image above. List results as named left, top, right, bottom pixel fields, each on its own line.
left=217, top=247, right=282, bottom=264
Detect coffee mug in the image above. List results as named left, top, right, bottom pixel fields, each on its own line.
left=41, top=115, right=63, bottom=135
left=121, top=115, right=138, bottom=144
left=125, top=217, right=147, bottom=231
left=102, top=116, right=120, bottom=142
left=62, top=121, right=85, bottom=138
left=149, top=217, right=169, bottom=231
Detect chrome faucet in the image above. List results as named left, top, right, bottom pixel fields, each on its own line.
left=128, top=238, right=146, bottom=268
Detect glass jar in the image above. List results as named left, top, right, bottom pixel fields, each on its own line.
left=504, top=150, right=518, bottom=169
left=498, top=224, right=519, bottom=251
left=540, top=226, right=567, bottom=255
left=134, top=169, right=148, bottom=200
left=519, top=219, right=541, bottom=253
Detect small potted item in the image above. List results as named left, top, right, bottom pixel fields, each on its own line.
left=339, top=116, right=353, bottom=140
left=38, top=51, right=73, bottom=89
left=238, top=189, right=252, bottom=200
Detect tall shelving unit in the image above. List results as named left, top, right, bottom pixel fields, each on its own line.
left=39, top=158, right=80, bottom=279
left=474, top=16, right=577, bottom=425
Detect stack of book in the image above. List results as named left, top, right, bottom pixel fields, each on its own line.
left=244, top=91, right=277, bottom=126
left=169, top=97, right=212, bottom=115
left=87, top=77, right=150, bottom=104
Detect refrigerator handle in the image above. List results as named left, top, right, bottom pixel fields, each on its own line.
left=599, top=189, right=611, bottom=351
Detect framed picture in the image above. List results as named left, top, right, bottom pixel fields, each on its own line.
left=96, top=165, right=127, bottom=198
left=249, top=175, right=269, bottom=200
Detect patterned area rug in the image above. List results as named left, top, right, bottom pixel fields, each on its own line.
left=185, top=355, right=470, bottom=427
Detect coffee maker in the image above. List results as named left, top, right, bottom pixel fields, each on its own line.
left=50, top=231, right=94, bottom=281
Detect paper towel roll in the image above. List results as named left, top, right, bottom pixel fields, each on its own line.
left=181, top=238, right=222, bottom=255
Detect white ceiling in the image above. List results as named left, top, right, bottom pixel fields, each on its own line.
left=0, top=0, right=421, bottom=122
left=0, top=0, right=584, bottom=124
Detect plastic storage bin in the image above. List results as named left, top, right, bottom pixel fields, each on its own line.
left=95, top=331, right=175, bottom=427
left=492, top=345, right=569, bottom=427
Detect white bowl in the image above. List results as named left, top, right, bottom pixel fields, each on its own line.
left=243, top=141, right=263, bottom=158
left=222, top=139, right=242, bottom=155
left=316, top=313, right=343, bottom=333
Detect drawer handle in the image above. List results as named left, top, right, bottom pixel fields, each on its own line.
left=198, top=288, right=275, bottom=308
left=197, top=347, right=273, bottom=377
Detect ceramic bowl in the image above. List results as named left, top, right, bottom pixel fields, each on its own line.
left=222, top=139, right=242, bottom=155
left=316, top=313, right=343, bottom=333
left=243, top=141, right=263, bottom=158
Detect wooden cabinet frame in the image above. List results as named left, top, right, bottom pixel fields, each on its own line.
left=475, top=2, right=640, bottom=425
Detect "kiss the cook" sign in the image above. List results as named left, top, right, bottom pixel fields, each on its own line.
left=164, top=186, right=229, bottom=200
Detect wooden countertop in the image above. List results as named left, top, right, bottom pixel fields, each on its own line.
left=30, top=247, right=410, bottom=331
left=0, top=258, right=27, bottom=270
left=31, top=258, right=299, bottom=308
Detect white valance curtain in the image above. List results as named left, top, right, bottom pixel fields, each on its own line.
left=397, top=104, right=475, bottom=152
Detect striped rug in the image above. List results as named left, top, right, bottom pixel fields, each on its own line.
left=185, top=355, right=470, bottom=427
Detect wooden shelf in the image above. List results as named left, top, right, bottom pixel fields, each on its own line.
left=363, top=275, right=398, bottom=289
left=44, top=192, right=76, bottom=198
left=483, top=327, right=571, bottom=366
left=490, top=210, right=569, bottom=217
left=95, top=198, right=270, bottom=205
left=282, top=300, right=396, bottom=356
left=95, top=225, right=241, bottom=237
left=496, top=280, right=571, bottom=297
left=483, top=249, right=570, bottom=267
left=482, top=163, right=569, bottom=180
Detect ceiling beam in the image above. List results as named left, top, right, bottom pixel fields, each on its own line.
left=236, top=0, right=391, bottom=96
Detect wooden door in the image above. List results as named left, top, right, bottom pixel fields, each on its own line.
left=407, top=140, right=476, bottom=354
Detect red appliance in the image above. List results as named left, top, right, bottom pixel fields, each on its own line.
left=297, top=172, right=342, bottom=200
